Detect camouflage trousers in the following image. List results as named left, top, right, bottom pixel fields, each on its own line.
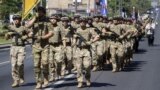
left=110, top=41, right=125, bottom=71
left=64, top=46, right=73, bottom=73
left=105, top=40, right=111, bottom=63
left=75, top=47, right=91, bottom=83
left=49, top=45, right=65, bottom=79
left=32, top=44, right=49, bottom=84
left=10, top=46, right=25, bottom=82
left=72, top=46, right=77, bottom=70
left=124, top=40, right=133, bottom=64
left=91, top=41, right=104, bottom=67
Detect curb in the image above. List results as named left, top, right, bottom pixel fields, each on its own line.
left=0, top=44, right=10, bottom=49
left=0, top=43, right=31, bottom=49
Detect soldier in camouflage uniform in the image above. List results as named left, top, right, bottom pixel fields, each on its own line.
left=73, top=17, right=99, bottom=88
left=91, top=16, right=104, bottom=71
left=48, top=14, right=65, bottom=81
left=27, top=7, right=53, bottom=89
left=109, top=18, right=124, bottom=72
left=5, top=15, right=28, bottom=87
left=71, top=15, right=81, bottom=71
left=61, top=17, right=74, bottom=74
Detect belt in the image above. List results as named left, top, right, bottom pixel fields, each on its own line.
left=78, top=45, right=90, bottom=49
left=66, top=42, right=71, bottom=46
left=50, top=43, right=61, bottom=46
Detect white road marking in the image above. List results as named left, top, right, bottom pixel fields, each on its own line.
left=0, top=55, right=32, bottom=66
left=0, top=61, right=10, bottom=66
left=44, top=74, right=75, bottom=90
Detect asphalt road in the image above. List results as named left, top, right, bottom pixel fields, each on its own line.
left=0, top=11, right=160, bottom=90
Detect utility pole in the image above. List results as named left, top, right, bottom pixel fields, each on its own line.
left=87, top=0, right=91, bottom=16
left=75, top=0, right=78, bottom=13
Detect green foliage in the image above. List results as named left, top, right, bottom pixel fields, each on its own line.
left=108, top=0, right=151, bottom=17
left=0, top=0, right=22, bottom=19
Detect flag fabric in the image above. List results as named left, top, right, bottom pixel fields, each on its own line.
left=100, top=0, right=108, bottom=16
left=22, top=0, right=40, bottom=20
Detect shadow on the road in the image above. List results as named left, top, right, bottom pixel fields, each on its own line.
left=134, top=49, right=147, bottom=54
left=50, top=82, right=116, bottom=88
left=152, top=44, right=160, bottom=47
left=65, top=77, right=76, bottom=81
left=90, top=82, right=116, bottom=87
left=21, top=82, right=36, bottom=87
left=123, top=61, right=147, bottom=72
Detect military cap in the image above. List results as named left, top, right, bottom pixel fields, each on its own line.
left=93, top=15, right=103, bottom=18
left=12, top=14, right=22, bottom=20
left=79, top=17, right=87, bottom=22
left=86, top=16, right=93, bottom=20
left=61, top=17, right=69, bottom=21
left=103, top=16, right=108, bottom=19
left=50, top=14, right=58, bottom=18
left=108, top=17, right=113, bottom=20
left=73, top=13, right=81, bottom=19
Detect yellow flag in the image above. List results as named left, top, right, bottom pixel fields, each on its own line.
left=22, top=0, right=40, bottom=20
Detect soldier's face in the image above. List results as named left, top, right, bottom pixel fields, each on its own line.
left=50, top=18, right=57, bottom=24
left=75, top=18, right=79, bottom=23
left=62, top=21, right=68, bottom=26
left=94, top=18, right=99, bottom=22
left=88, top=20, right=92, bottom=23
left=38, top=11, right=45, bottom=17
left=80, top=21, right=86, bottom=27
left=14, top=19, right=20, bottom=25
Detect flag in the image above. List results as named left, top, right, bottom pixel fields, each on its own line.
left=100, top=0, right=108, bottom=16
left=22, top=0, right=40, bottom=20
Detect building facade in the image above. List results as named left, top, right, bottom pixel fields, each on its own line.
left=46, top=0, right=101, bottom=16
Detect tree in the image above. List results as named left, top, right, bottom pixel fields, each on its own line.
left=0, top=0, right=22, bottom=20
left=108, top=0, right=151, bottom=17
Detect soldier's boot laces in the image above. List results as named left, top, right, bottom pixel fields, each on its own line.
left=35, top=83, right=42, bottom=89
left=86, top=80, right=91, bottom=86
left=77, top=82, right=83, bottom=88
left=42, top=79, right=49, bottom=88
left=12, top=81, right=19, bottom=88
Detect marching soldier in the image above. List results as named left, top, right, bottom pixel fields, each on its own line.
left=27, top=7, right=53, bottom=89
left=73, top=17, right=99, bottom=88
left=71, top=15, right=81, bottom=71
left=48, top=14, right=64, bottom=81
left=61, top=17, right=74, bottom=74
left=5, top=15, right=28, bottom=87
left=92, top=16, right=104, bottom=71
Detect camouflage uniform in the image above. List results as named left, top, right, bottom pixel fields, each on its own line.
left=31, top=17, right=52, bottom=88
left=49, top=23, right=64, bottom=80
left=71, top=18, right=80, bottom=71
left=61, top=17, right=74, bottom=74
left=73, top=18, right=99, bottom=87
left=110, top=23, right=125, bottom=72
left=5, top=22, right=28, bottom=87
left=92, top=21, right=104, bottom=71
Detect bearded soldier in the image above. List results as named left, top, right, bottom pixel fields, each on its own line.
left=27, top=7, right=53, bottom=89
